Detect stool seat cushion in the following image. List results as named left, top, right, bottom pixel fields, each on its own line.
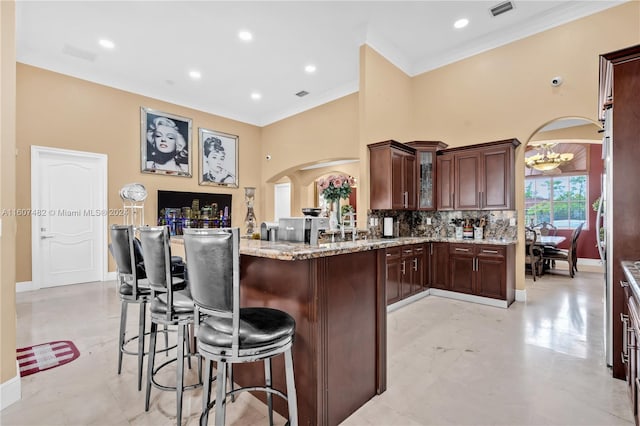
left=198, top=307, right=295, bottom=350
left=150, top=289, right=194, bottom=315
left=119, top=281, right=151, bottom=297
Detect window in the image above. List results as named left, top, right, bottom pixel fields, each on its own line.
left=525, top=175, right=587, bottom=229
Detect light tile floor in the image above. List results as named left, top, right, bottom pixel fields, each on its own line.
left=1, top=267, right=633, bottom=425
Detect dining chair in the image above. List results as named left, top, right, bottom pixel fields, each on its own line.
left=525, top=227, right=543, bottom=281
left=541, top=222, right=583, bottom=278
left=183, top=227, right=298, bottom=426
left=138, top=225, right=201, bottom=426
left=534, top=221, right=558, bottom=236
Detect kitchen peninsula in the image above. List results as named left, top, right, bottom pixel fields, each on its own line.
left=171, top=236, right=516, bottom=425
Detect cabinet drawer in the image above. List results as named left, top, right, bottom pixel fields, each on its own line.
left=450, top=244, right=473, bottom=254
left=385, top=246, right=402, bottom=261
left=477, top=246, right=505, bottom=258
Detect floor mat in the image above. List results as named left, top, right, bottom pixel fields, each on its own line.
left=16, top=340, right=80, bottom=377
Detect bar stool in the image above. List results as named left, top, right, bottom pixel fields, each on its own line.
left=138, top=225, right=201, bottom=426
left=183, top=227, right=298, bottom=426
left=109, top=224, right=151, bottom=391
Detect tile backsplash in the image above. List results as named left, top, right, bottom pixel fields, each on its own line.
left=368, top=209, right=517, bottom=241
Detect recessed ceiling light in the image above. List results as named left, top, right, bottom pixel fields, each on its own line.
left=305, top=64, right=317, bottom=74
left=188, top=70, right=201, bottom=80
left=454, top=18, right=469, bottom=29
left=98, top=39, right=115, bottom=49
left=251, top=92, right=262, bottom=100
left=238, top=30, right=253, bottom=41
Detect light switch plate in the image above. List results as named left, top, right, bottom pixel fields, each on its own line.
left=509, top=218, right=516, bottom=226
left=426, top=217, right=432, bottom=225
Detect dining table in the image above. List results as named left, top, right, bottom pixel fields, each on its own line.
left=536, top=235, right=566, bottom=247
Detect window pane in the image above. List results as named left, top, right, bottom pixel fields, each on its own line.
left=525, top=174, right=588, bottom=230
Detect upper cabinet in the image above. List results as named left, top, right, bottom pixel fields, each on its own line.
left=406, top=141, right=448, bottom=211
left=437, top=139, right=520, bottom=211
left=369, top=140, right=417, bottom=210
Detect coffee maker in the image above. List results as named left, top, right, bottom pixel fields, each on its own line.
left=278, top=216, right=329, bottom=245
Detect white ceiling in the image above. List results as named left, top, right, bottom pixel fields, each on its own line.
left=16, top=1, right=624, bottom=127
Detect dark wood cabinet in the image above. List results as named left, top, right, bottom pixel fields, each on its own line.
left=369, top=140, right=416, bottom=210
left=429, top=242, right=449, bottom=289
left=448, top=243, right=513, bottom=302
left=437, top=139, right=519, bottom=210
left=621, top=262, right=640, bottom=425
left=406, top=141, right=448, bottom=211
left=436, top=154, right=454, bottom=211
left=601, top=45, right=640, bottom=384
left=384, top=246, right=402, bottom=305
left=385, top=243, right=427, bottom=305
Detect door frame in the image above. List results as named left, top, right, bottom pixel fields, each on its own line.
left=31, top=146, right=108, bottom=289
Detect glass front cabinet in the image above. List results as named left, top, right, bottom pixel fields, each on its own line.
left=406, top=141, right=448, bottom=210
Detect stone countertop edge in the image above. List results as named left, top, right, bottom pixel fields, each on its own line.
left=172, top=235, right=517, bottom=261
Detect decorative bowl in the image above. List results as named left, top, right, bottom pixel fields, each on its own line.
left=302, top=208, right=321, bottom=217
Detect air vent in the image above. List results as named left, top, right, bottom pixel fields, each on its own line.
left=295, top=90, right=309, bottom=97
left=62, top=44, right=97, bottom=62
left=490, top=1, right=514, bottom=17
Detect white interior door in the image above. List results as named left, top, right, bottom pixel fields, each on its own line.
left=274, top=183, right=291, bottom=220
left=31, top=146, right=107, bottom=288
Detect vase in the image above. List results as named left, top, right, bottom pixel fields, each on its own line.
left=244, top=187, right=257, bottom=237
left=329, top=199, right=340, bottom=230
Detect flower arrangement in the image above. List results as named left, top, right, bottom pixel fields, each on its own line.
left=318, top=174, right=354, bottom=202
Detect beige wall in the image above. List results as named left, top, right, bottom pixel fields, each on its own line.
left=1, top=0, right=17, bottom=386
left=260, top=93, right=360, bottom=221
left=410, top=1, right=639, bottom=291
left=16, top=65, right=263, bottom=282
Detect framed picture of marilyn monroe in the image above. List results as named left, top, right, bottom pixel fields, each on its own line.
left=141, top=107, right=192, bottom=177
left=198, top=128, right=239, bottom=188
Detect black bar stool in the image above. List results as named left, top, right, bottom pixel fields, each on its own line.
left=138, top=225, right=201, bottom=426
left=183, top=227, right=298, bottom=426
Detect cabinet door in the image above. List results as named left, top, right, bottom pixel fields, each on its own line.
left=430, top=242, right=449, bottom=289
left=481, top=147, right=511, bottom=210
left=408, top=245, right=425, bottom=295
left=436, top=154, right=454, bottom=210
left=475, top=246, right=506, bottom=299
left=449, top=244, right=475, bottom=294
left=455, top=152, right=481, bottom=210
left=391, top=150, right=405, bottom=209
left=417, top=150, right=436, bottom=210
left=385, top=247, right=402, bottom=305
left=404, top=154, right=417, bottom=210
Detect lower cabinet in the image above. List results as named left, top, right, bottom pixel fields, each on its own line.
left=449, top=243, right=513, bottom=301
left=429, top=242, right=449, bottom=290
left=385, top=244, right=426, bottom=305
left=385, top=241, right=514, bottom=306
left=622, top=275, right=640, bottom=424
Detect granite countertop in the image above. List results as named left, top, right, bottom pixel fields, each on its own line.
left=622, top=260, right=640, bottom=300
left=172, top=235, right=516, bottom=261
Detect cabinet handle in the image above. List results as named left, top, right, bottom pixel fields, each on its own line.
left=386, top=253, right=392, bottom=257
left=455, top=248, right=470, bottom=252
left=621, top=281, right=630, bottom=288
left=401, top=261, right=406, bottom=275
left=482, top=249, right=499, bottom=254
left=413, top=258, right=418, bottom=271
left=474, top=258, right=478, bottom=271
left=430, top=244, right=433, bottom=255
left=403, top=249, right=413, bottom=254
left=622, top=352, right=629, bottom=364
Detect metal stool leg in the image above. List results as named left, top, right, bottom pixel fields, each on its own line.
left=284, top=349, right=298, bottom=426
left=201, top=360, right=212, bottom=426
left=137, top=301, right=146, bottom=391
left=214, top=361, right=228, bottom=426
left=118, top=300, right=127, bottom=374
left=264, top=358, right=273, bottom=426
left=145, top=322, right=157, bottom=411
left=176, top=324, right=186, bottom=426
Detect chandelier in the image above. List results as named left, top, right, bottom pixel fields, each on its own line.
left=525, top=143, right=574, bottom=171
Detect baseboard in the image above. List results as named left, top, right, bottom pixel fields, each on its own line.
left=387, top=289, right=431, bottom=313
left=15, top=281, right=35, bottom=293
left=515, top=289, right=527, bottom=302
left=0, top=362, right=21, bottom=411
left=105, top=271, right=117, bottom=281
left=430, top=288, right=510, bottom=308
